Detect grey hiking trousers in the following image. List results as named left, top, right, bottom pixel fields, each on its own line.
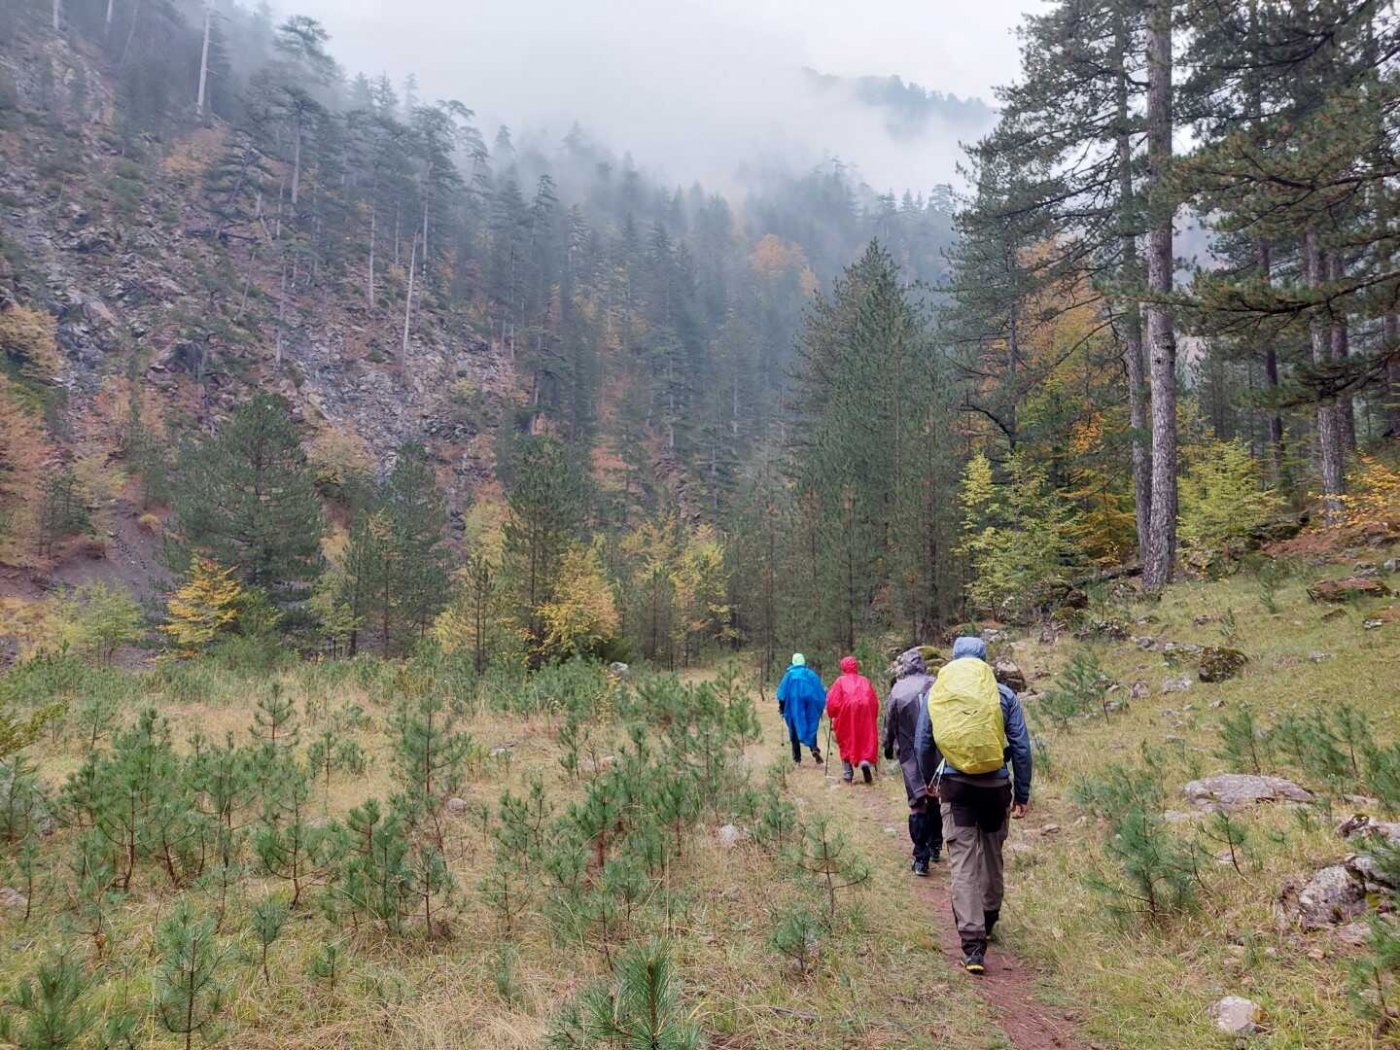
left=940, top=778, right=1012, bottom=947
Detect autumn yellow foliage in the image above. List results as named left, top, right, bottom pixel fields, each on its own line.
left=0, top=375, right=51, bottom=561
left=0, top=303, right=63, bottom=386
left=1337, top=455, right=1400, bottom=534
left=538, top=544, right=619, bottom=661
left=161, top=558, right=245, bottom=657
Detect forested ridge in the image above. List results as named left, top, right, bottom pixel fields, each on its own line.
left=0, top=0, right=1396, bottom=672
left=2, top=1, right=1400, bottom=1048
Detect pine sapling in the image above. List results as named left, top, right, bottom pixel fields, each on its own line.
left=250, top=897, right=290, bottom=983
left=0, top=957, right=91, bottom=1049
left=155, top=900, right=226, bottom=1050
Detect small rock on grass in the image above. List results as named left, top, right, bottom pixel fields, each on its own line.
left=0, top=887, right=28, bottom=910
left=1184, top=774, right=1313, bottom=812
left=1199, top=646, right=1248, bottom=683
left=1162, top=675, right=1193, bottom=694
left=445, top=797, right=470, bottom=813
left=1208, top=995, right=1260, bottom=1036
left=717, top=824, right=744, bottom=848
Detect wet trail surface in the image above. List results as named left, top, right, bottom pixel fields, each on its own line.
left=850, top=782, right=1090, bottom=1050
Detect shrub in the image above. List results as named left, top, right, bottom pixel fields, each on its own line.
left=1179, top=440, right=1283, bottom=568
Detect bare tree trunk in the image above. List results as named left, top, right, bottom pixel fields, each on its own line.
left=1142, top=0, right=1178, bottom=593
left=105, top=0, right=115, bottom=37
left=290, top=119, right=302, bottom=208
left=53, top=0, right=61, bottom=32
left=1306, top=229, right=1345, bottom=519
left=1115, top=15, right=1151, bottom=563
left=1328, top=253, right=1356, bottom=449
left=276, top=256, right=288, bottom=368
left=402, top=233, right=418, bottom=358
left=195, top=1, right=212, bottom=119
left=367, top=206, right=376, bottom=309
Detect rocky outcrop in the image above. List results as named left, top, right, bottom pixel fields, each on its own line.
left=1184, top=774, right=1314, bottom=812
left=992, top=657, right=1026, bottom=692
left=1198, top=647, right=1248, bottom=683
left=1307, top=577, right=1391, bottom=603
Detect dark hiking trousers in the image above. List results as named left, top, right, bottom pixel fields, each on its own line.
left=908, top=800, right=942, bottom=863
left=939, top=778, right=1012, bottom=950
left=788, top=720, right=819, bottom=763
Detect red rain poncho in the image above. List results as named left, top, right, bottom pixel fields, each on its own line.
left=826, top=656, right=880, bottom=766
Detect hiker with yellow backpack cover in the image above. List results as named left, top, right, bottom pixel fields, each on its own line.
left=914, top=636, right=1032, bottom=975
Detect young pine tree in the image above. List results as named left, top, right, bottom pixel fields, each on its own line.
left=155, top=900, right=226, bottom=1050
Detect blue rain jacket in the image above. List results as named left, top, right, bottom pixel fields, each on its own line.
left=776, top=664, right=827, bottom=748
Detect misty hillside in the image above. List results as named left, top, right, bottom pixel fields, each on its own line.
left=801, top=69, right=997, bottom=141
left=0, top=0, right=959, bottom=563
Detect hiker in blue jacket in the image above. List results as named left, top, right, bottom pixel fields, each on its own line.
left=775, top=653, right=826, bottom=765
left=915, top=636, right=1032, bottom=974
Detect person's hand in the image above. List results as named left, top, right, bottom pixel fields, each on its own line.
left=925, top=782, right=939, bottom=802
left=883, top=746, right=894, bottom=761
left=1011, top=802, right=1029, bottom=820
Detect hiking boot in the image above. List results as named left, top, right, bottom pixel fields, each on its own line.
left=912, top=858, right=930, bottom=877
left=811, top=748, right=824, bottom=765
left=962, top=942, right=987, bottom=975
left=984, top=909, right=1000, bottom=942
left=860, top=761, right=873, bottom=785
left=930, top=847, right=942, bottom=864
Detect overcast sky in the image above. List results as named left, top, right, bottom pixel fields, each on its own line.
left=286, top=0, right=1044, bottom=192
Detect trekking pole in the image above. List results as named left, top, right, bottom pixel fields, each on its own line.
left=821, top=718, right=831, bottom=780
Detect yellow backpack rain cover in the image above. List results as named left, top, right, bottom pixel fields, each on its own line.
left=927, top=657, right=1006, bottom=775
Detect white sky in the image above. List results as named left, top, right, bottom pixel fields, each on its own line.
left=285, top=0, right=1046, bottom=191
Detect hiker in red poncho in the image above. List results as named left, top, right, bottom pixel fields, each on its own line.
left=826, top=656, right=880, bottom=784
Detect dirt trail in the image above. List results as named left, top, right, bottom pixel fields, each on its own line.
left=853, top=786, right=1089, bottom=1050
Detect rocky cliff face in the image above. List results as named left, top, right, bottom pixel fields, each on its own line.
left=0, top=29, right=515, bottom=514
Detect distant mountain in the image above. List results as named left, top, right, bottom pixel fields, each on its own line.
left=801, top=68, right=998, bottom=141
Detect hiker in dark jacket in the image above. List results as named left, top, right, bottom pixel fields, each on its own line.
left=915, top=636, right=1032, bottom=975
left=883, top=646, right=941, bottom=874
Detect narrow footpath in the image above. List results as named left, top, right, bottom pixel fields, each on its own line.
left=851, top=781, right=1089, bottom=1050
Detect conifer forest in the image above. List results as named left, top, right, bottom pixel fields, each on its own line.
left=0, top=0, right=1398, bottom=1047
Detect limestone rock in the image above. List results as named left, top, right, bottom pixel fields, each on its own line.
left=445, top=797, right=470, bottom=814
left=1336, top=814, right=1400, bottom=845
left=717, top=824, right=744, bottom=848
left=0, top=886, right=27, bottom=911
left=1293, top=865, right=1367, bottom=929
left=1307, top=577, right=1391, bottom=603
left=1131, top=680, right=1151, bottom=701
left=1199, top=647, right=1248, bottom=683
left=1208, top=996, right=1259, bottom=1036
left=608, top=662, right=631, bottom=679
left=1184, top=774, right=1314, bottom=812
left=1162, top=675, right=1193, bottom=694
left=992, top=657, right=1026, bottom=692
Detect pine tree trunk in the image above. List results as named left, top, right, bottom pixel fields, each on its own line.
left=1306, top=229, right=1345, bottom=519
left=1386, top=311, right=1400, bottom=438
left=1117, top=66, right=1151, bottom=561
left=1256, top=240, right=1286, bottom=485
left=195, top=1, right=212, bottom=118
left=1328, top=253, right=1356, bottom=448
left=1142, top=0, right=1178, bottom=593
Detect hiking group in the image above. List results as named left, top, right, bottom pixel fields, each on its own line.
left=774, top=637, right=1032, bottom=975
